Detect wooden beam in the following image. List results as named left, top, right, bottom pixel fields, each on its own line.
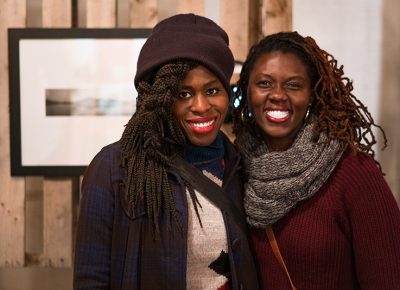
left=0, top=0, right=26, bottom=267
left=379, top=0, right=400, bottom=202
left=42, top=0, right=72, bottom=27
left=86, top=0, right=117, bottom=28
left=262, top=0, right=292, bottom=36
left=249, top=0, right=263, bottom=46
left=128, top=0, right=158, bottom=27
left=220, top=0, right=252, bottom=62
left=40, top=178, right=73, bottom=267
left=40, top=0, right=73, bottom=267
left=176, top=0, right=204, bottom=15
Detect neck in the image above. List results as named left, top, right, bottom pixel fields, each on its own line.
left=263, top=121, right=304, bottom=152
left=184, top=133, right=225, bottom=180
left=184, top=133, right=224, bottom=163
left=264, top=137, right=294, bottom=152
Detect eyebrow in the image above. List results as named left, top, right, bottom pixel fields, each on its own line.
left=286, top=76, right=307, bottom=81
left=181, top=79, right=221, bottom=89
left=254, top=73, right=307, bottom=81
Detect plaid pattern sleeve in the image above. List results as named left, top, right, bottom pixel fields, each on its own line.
left=73, top=146, right=116, bottom=290
left=72, top=138, right=260, bottom=290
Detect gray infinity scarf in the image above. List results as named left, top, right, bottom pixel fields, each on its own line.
left=236, top=118, right=344, bottom=228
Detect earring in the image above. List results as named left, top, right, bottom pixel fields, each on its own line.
left=240, top=105, right=247, bottom=122
left=240, top=105, right=253, bottom=124
left=305, top=104, right=311, bottom=120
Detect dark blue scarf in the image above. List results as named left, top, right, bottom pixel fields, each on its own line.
left=184, top=133, right=225, bottom=180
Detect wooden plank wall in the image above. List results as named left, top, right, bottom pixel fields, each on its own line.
left=380, top=0, right=400, bottom=201
left=0, top=0, right=26, bottom=267
left=0, top=0, right=292, bottom=268
left=262, top=0, right=292, bottom=36
left=40, top=0, right=73, bottom=268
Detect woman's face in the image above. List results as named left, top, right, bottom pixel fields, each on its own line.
left=172, top=65, right=229, bottom=146
left=247, top=51, right=312, bottom=151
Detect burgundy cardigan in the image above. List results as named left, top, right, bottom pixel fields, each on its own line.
left=249, top=150, right=400, bottom=289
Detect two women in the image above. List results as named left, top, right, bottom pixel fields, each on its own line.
left=233, top=31, right=400, bottom=289
left=74, top=15, right=400, bottom=289
left=74, top=14, right=258, bottom=290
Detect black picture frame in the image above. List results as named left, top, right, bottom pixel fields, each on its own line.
left=8, top=28, right=151, bottom=176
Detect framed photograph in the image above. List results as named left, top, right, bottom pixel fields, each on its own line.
left=8, top=28, right=151, bottom=176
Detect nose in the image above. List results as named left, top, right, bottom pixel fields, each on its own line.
left=191, top=94, right=211, bottom=113
left=269, top=84, right=287, bottom=101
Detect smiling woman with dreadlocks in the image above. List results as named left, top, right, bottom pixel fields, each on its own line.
left=232, top=31, right=400, bottom=289
left=73, top=14, right=259, bottom=290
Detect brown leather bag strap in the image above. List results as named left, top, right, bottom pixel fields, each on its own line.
left=266, top=226, right=297, bottom=290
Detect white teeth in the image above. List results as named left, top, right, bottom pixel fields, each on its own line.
left=266, top=110, right=289, bottom=119
left=191, top=119, right=214, bottom=128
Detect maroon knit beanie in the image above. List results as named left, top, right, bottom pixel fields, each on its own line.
left=134, top=13, right=234, bottom=96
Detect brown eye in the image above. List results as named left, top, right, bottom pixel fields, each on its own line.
left=286, top=82, right=302, bottom=89
left=206, top=88, right=219, bottom=95
left=258, top=80, right=273, bottom=88
left=178, top=91, right=192, bottom=99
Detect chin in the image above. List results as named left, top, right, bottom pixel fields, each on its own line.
left=188, top=133, right=218, bottom=147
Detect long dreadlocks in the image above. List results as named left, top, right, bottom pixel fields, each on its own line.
left=120, top=60, right=199, bottom=236
left=232, top=31, right=387, bottom=169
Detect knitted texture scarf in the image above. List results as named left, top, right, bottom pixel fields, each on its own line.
left=236, top=118, right=344, bottom=228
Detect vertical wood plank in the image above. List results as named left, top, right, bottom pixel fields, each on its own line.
left=40, top=0, right=73, bottom=267
left=175, top=0, right=204, bottom=15
left=379, top=0, right=400, bottom=202
left=128, top=0, right=158, bottom=27
left=117, top=0, right=129, bottom=27
left=249, top=0, right=263, bottom=46
left=41, top=179, right=73, bottom=267
left=86, top=0, right=117, bottom=28
left=25, top=177, right=44, bottom=264
left=42, top=0, right=72, bottom=27
left=0, top=0, right=26, bottom=267
left=262, top=0, right=292, bottom=36
left=220, top=0, right=252, bottom=62
left=158, top=0, right=205, bottom=22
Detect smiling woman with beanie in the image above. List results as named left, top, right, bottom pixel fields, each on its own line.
left=73, top=14, right=259, bottom=290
